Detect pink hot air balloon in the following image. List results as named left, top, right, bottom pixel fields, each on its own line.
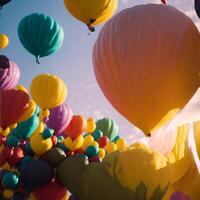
left=170, top=191, right=191, bottom=200
left=0, top=55, right=20, bottom=90
left=0, top=89, right=29, bottom=129
left=46, top=104, right=73, bottom=135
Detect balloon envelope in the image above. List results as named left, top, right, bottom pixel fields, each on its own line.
left=0, top=89, right=29, bottom=129
left=0, top=55, right=20, bottom=90
left=30, top=74, right=67, bottom=109
left=93, top=4, right=200, bottom=134
left=63, top=0, right=118, bottom=28
left=64, top=115, right=87, bottom=139
left=46, top=104, right=73, bottom=135
left=18, top=13, right=64, bottom=63
left=21, top=159, right=54, bottom=190
left=12, top=114, right=39, bottom=139
left=0, top=34, right=9, bottom=49
left=32, top=179, right=68, bottom=200
left=95, top=118, right=119, bottom=141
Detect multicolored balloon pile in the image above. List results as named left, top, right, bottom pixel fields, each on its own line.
left=0, top=55, right=128, bottom=200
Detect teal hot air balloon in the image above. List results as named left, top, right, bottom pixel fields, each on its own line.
left=12, top=114, right=39, bottom=140
left=18, top=13, right=64, bottom=64
left=95, top=118, right=119, bottom=141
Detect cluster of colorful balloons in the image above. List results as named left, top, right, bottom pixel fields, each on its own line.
left=0, top=54, right=129, bottom=199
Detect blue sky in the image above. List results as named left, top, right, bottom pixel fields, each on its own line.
left=0, top=0, right=199, bottom=142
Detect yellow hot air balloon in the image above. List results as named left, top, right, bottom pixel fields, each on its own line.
left=63, top=0, right=118, bottom=31
left=30, top=74, right=67, bottom=109
left=0, top=34, right=9, bottom=49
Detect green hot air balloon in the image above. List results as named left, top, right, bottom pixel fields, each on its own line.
left=95, top=118, right=119, bottom=141
left=18, top=13, right=64, bottom=64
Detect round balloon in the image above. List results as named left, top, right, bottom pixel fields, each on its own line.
left=64, top=115, right=87, bottom=139
left=46, top=104, right=73, bottom=135
left=93, top=4, right=200, bottom=135
left=63, top=0, right=118, bottom=31
left=30, top=74, right=67, bottom=109
left=21, top=159, right=54, bottom=190
left=32, top=179, right=68, bottom=200
left=0, top=89, right=29, bottom=129
left=0, top=55, right=20, bottom=90
left=0, top=34, right=9, bottom=49
left=12, top=114, right=39, bottom=139
left=18, top=13, right=64, bottom=63
left=95, top=118, right=119, bottom=141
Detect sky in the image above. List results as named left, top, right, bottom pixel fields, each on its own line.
left=0, top=0, right=199, bottom=142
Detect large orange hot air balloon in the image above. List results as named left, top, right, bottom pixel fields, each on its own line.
left=93, top=4, right=200, bottom=135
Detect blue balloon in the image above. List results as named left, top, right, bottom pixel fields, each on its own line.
left=92, top=129, right=103, bottom=141
left=2, top=172, right=19, bottom=189
left=7, top=135, right=19, bottom=147
left=18, top=13, right=64, bottom=63
left=85, top=146, right=99, bottom=157
left=13, top=114, right=39, bottom=140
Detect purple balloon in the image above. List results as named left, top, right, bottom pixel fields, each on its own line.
left=46, top=104, right=73, bottom=135
left=0, top=55, right=20, bottom=90
left=170, top=191, right=191, bottom=200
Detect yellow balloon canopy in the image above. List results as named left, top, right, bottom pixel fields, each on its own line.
left=63, top=0, right=118, bottom=30
left=0, top=34, right=9, bottom=49
left=30, top=74, right=67, bottom=109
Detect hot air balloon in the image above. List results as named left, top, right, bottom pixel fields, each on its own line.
left=93, top=4, right=200, bottom=135
left=21, top=159, right=54, bottom=191
left=30, top=74, right=67, bottom=110
left=0, top=34, right=9, bottom=48
left=0, top=55, right=20, bottom=90
left=64, top=115, right=87, bottom=139
left=56, top=144, right=171, bottom=200
left=195, top=0, right=200, bottom=18
left=12, top=114, right=39, bottom=140
left=18, top=13, right=64, bottom=63
left=63, top=0, right=118, bottom=32
left=32, top=179, right=69, bottom=200
left=95, top=118, right=119, bottom=141
left=46, top=104, right=73, bottom=135
left=0, top=89, right=29, bottom=130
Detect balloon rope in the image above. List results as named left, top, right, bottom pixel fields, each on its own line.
left=36, top=56, right=40, bottom=64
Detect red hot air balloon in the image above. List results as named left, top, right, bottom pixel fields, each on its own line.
left=0, top=89, right=29, bottom=129
left=0, top=55, right=20, bottom=90
left=32, top=179, right=68, bottom=200
left=64, top=115, right=87, bottom=139
left=46, top=104, right=73, bottom=135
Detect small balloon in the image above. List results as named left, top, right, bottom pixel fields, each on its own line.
left=0, top=34, right=9, bottom=48
left=0, top=55, right=20, bottom=90
left=46, top=104, right=73, bottom=135
left=64, top=115, right=87, bottom=139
